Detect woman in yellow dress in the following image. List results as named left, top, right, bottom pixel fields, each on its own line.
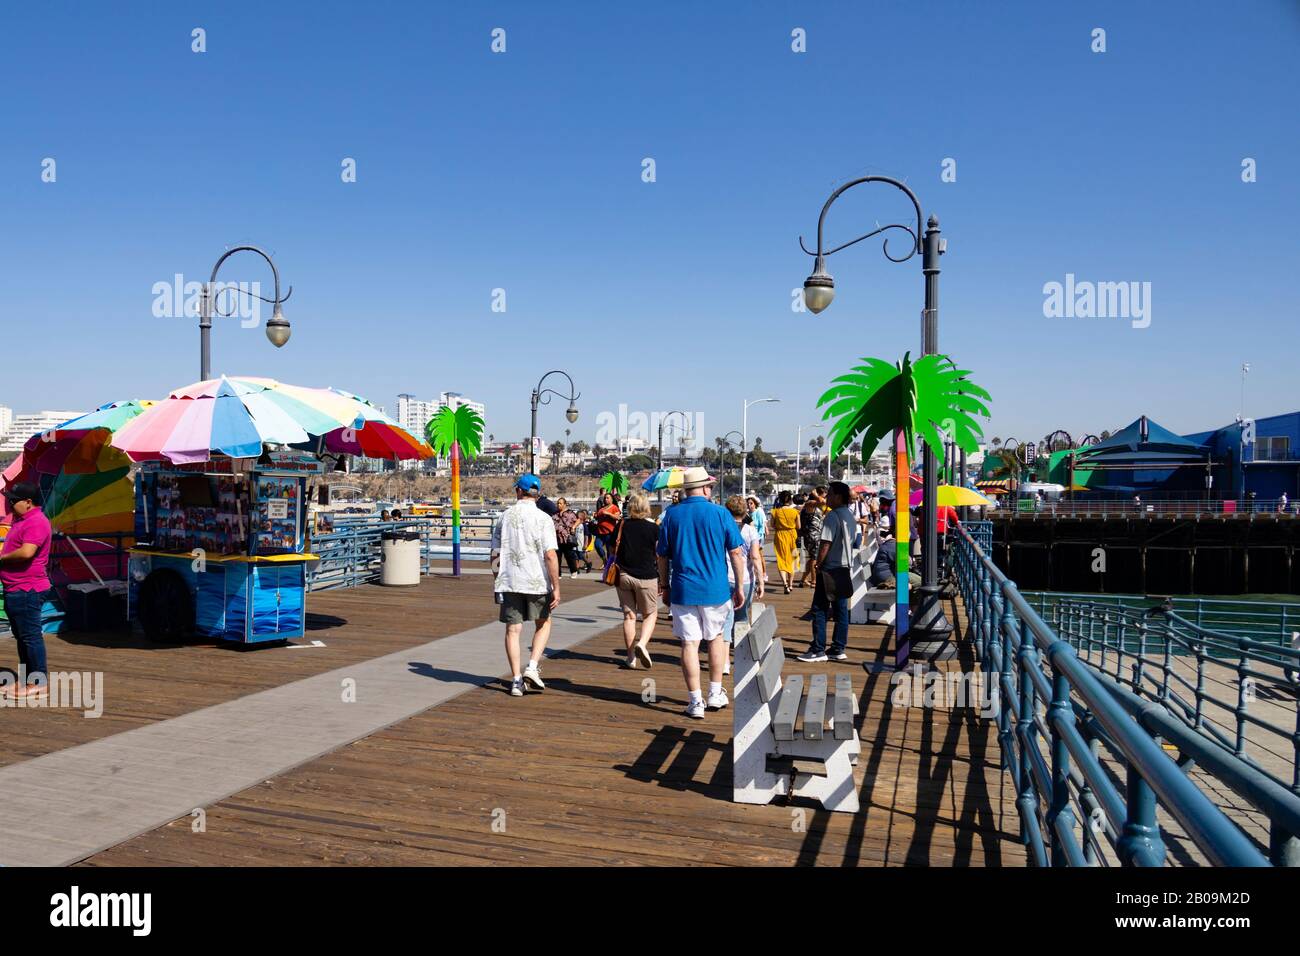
left=769, top=491, right=802, bottom=593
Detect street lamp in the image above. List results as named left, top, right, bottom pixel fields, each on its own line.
left=198, top=245, right=294, bottom=380
left=529, top=370, right=580, bottom=475
left=716, top=429, right=744, bottom=502
left=799, top=175, right=949, bottom=638
left=741, top=397, right=779, bottom=500
left=794, top=421, right=825, bottom=489
left=656, top=410, right=692, bottom=504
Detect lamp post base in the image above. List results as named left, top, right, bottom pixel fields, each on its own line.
left=908, top=585, right=957, bottom=660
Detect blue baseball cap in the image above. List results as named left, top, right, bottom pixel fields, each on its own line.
left=515, top=474, right=541, bottom=493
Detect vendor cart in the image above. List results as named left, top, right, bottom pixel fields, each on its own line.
left=128, top=450, right=324, bottom=645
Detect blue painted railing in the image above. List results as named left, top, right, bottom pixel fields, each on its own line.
left=307, top=516, right=494, bottom=590
left=952, top=524, right=1298, bottom=866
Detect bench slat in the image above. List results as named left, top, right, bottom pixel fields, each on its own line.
left=803, top=673, right=827, bottom=740
left=833, top=673, right=855, bottom=740
left=754, top=636, right=785, bottom=703
left=746, top=605, right=776, bottom=660
left=772, top=674, right=804, bottom=741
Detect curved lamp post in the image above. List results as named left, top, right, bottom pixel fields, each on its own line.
left=800, top=175, right=950, bottom=637
left=716, top=429, right=745, bottom=502
left=199, top=245, right=294, bottom=381
left=741, top=397, right=779, bottom=500
left=529, top=370, right=579, bottom=475
left=656, top=410, right=693, bottom=503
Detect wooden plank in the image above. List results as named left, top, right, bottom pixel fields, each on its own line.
left=772, top=675, right=804, bottom=741
left=754, top=636, right=785, bottom=702
left=802, top=673, right=827, bottom=740
left=60, top=578, right=1028, bottom=869
left=833, top=674, right=855, bottom=740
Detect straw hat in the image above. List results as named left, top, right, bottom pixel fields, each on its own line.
left=679, top=466, right=716, bottom=489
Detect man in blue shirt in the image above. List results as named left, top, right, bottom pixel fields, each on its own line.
left=656, top=468, right=745, bottom=719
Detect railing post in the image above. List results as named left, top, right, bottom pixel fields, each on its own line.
left=1117, top=763, right=1166, bottom=866
left=1047, top=667, right=1076, bottom=866
left=1235, top=638, right=1250, bottom=758
left=998, top=583, right=1017, bottom=780
left=1015, top=614, right=1040, bottom=846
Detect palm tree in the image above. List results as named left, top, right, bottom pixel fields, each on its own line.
left=425, top=404, right=484, bottom=576
left=548, top=440, right=565, bottom=472
left=818, top=352, right=991, bottom=663
left=598, top=470, right=628, bottom=497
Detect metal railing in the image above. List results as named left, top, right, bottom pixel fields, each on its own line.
left=995, top=498, right=1297, bottom=519
left=307, top=516, right=495, bottom=590
left=953, top=524, right=1298, bottom=866
left=1042, top=599, right=1300, bottom=791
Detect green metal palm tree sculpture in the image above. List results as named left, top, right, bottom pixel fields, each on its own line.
left=598, top=470, right=628, bottom=497
left=817, top=352, right=991, bottom=662
left=425, top=404, right=484, bottom=576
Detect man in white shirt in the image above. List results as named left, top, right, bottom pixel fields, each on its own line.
left=490, top=474, right=561, bottom=697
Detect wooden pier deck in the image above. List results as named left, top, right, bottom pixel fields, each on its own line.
left=2, top=573, right=1024, bottom=866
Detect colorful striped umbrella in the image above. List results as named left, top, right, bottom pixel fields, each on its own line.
left=642, top=467, right=686, bottom=491
left=318, top=387, right=433, bottom=461
left=112, top=376, right=365, bottom=464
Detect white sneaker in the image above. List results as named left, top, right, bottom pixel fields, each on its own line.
left=510, top=677, right=525, bottom=697
left=569, top=572, right=577, bottom=579
left=685, top=699, right=706, bottom=719
left=706, top=690, right=729, bottom=710
left=523, top=662, right=545, bottom=691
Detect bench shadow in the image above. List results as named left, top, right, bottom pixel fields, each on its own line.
left=615, top=725, right=732, bottom=799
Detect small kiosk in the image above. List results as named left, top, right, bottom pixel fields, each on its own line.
left=127, top=450, right=325, bottom=645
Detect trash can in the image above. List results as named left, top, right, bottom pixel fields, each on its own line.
left=380, top=529, right=422, bottom=586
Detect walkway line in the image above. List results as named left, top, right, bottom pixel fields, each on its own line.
left=0, top=589, right=625, bottom=867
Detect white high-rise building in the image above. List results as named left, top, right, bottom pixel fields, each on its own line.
left=0, top=405, right=12, bottom=442
left=0, top=410, right=86, bottom=453
left=395, top=394, right=439, bottom=471
left=437, top=391, right=486, bottom=423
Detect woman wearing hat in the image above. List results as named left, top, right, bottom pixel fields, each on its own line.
left=1, top=482, right=53, bottom=699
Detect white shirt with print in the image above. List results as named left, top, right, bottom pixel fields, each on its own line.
left=491, top=498, right=558, bottom=595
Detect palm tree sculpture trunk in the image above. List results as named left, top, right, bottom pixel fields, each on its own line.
left=451, top=440, right=462, bottom=576
left=893, top=430, right=911, bottom=658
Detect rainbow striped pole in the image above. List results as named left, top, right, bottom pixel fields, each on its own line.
left=894, top=430, right=910, bottom=668
left=451, top=441, right=462, bottom=576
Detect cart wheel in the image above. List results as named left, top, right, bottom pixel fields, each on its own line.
left=138, top=569, right=193, bottom=643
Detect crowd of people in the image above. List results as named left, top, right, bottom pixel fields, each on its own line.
left=487, top=469, right=959, bottom=718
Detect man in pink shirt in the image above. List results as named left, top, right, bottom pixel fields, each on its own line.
left=1, top=482, right=53, bottom=699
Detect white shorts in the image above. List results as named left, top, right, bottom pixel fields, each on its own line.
left=671, top=602, right=730, bottom=643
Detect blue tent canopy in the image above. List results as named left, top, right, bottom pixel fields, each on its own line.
left=1074, top=415, right=1208, bottom=470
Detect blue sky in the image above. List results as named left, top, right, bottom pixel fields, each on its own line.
left=3, top=0, right=1297, bottom=454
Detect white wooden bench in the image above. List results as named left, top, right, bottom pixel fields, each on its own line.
left=849, top=528, right=896, bottom=625
left=732, top=603, right=861, bottom=812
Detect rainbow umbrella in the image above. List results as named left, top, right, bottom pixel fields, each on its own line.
left=317, top=387, right=433, bottom=461
left=642, top=467, right=685, bottom=491
left=112, top=376, right=364, bottom=464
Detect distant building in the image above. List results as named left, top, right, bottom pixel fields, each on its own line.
left=0, top=410, right=86, bottom=453
left=395, top=394, right=441, bottom=472
left=0, top=405, right=12, bottom=442
left=437, top=391, right=486, bottom=424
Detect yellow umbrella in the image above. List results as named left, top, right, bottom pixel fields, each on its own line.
left=937, top=484, right=994, bottom=507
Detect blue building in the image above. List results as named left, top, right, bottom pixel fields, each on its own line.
left=1185, top=410, right=1300, bottom=500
